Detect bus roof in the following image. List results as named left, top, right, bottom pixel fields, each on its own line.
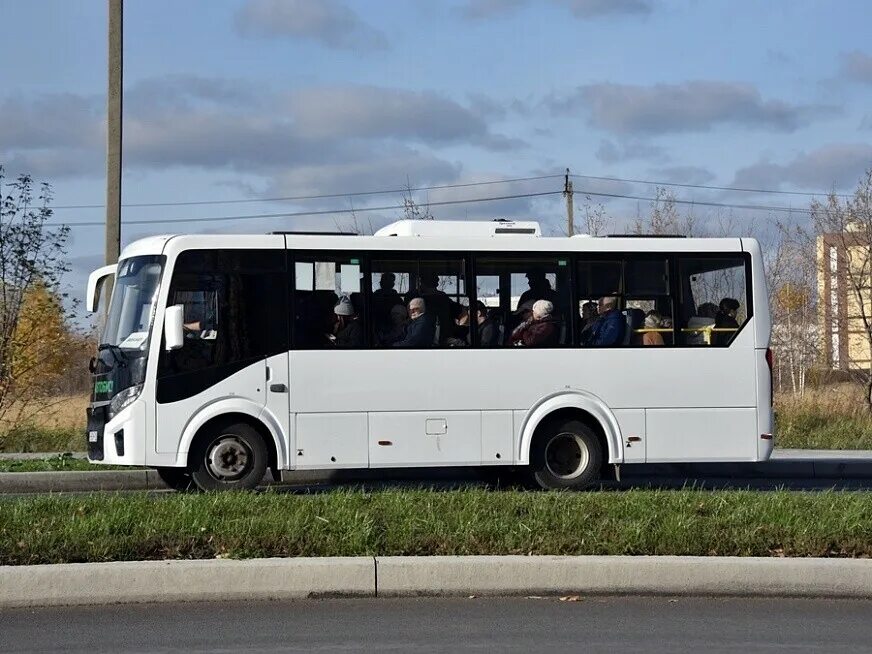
left=117, top=220, right=753, bottom=260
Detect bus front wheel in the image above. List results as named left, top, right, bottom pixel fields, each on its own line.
left=530, top=419, right=602, bottom=490
left=190, top=422, right=268, bottom=491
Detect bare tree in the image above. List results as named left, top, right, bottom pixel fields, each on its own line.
left=400, top=179, right=435, bottom=221
left=632, top=187, right=696, bottom=236
left=768, top=223, right=819, bottom=397
left=572, top=195, right=611, bottom=236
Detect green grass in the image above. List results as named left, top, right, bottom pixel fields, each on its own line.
left=1, top=488, right=871, bottom=565
left=775, top=407, right=872, bottom=450
left=0, top=424, right=82, bottom=454
left=0, top=455, right=130, bottom=473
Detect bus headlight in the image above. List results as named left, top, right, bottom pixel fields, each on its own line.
left=109, top=384, right=142, bottom=418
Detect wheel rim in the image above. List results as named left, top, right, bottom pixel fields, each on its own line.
left=544, top=432, right=590, bottom=480
left=205, top=435, right=252, bottom=481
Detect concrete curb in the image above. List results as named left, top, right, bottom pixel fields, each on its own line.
left=0, top=470, right=161, bottom=493
left=376, top=555, right=872, bottom=598
left=1, top=556, right=872, bottom=607
left=0, top=558, right=374, bottom=608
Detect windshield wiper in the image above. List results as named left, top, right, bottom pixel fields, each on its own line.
left=98, top=343, right=128, bottom=369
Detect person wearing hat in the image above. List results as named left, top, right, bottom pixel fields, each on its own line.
left=333, top=295, right=363, bottom=347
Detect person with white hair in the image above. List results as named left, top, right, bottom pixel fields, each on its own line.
left=581, top=295, right=625, bottom=347
left=393, top=297, right=436, bottom=347
left=510, top=299, right=561, bottom=347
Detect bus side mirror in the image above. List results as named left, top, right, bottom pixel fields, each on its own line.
left=164, top=305, right=185, bottom=351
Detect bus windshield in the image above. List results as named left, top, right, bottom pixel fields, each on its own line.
left=102, top=255, right=164, bottom=349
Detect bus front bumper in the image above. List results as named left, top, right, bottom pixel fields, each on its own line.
left=87, top=399, right=147, bottom=466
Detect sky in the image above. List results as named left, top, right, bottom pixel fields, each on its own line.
left=2, top=0, right=872, bottom=306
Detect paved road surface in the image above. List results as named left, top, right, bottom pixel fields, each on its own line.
left=3, top=597, right=872, bottom=653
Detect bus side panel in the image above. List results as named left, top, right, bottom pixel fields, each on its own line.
left=646, top=407, right=757, bottom=462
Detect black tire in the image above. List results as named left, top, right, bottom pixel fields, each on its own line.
left=189, top=422, right=268, bottom=491
left=530, top=419, right=603, bottom=490
left=155, top=467, right=196, bottom=492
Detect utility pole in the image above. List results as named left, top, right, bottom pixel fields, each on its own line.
left=106, top=0, right=123, bottom=270
left=564, top=168, right=574, bottom=236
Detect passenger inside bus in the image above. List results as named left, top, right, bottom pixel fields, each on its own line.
left=643, top=311, right=665, bottom=346
left=581, top=296, right=625, bottom=347
left=713, top=297, right=740, bottom=345
left=332, top=296, right=363, bottom=347
left=518, top=271, right=559, bottom=307
left=393, top=297, right=436, bottom=347
left=510, top=300, right=560, bottom=347
left=377, top=304, right=408, bottom=346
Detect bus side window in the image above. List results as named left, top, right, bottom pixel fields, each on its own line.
left=476, top=257, right=570, bottom=348
left=678, top=257, right=749, bottom=346
left=624, top=258, right=672, bottom=347
left=371, top=258, right=468, bottom=348
left=293, top=257, right=364, bottom=349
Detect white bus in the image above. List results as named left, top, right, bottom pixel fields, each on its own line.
left=86, top=219, right=774, bottom=491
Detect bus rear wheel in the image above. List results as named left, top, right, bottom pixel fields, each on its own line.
left=190, top=422, right=268, bottom=491
left=531, top=419, right=602, bottom=490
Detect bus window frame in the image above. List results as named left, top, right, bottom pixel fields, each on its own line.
left=285, top=248, right=753, bottom=351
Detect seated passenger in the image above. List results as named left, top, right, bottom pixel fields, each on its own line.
left=643, top=311, right=665, bottom=346
left=713, top=297, right=740, bottom=345
left=333, top=296, right=363, bottom=347
left=510, top=300, right=561, bottom=347
left=393, top=298, right=436, bottom=348
left=474, top=300, right=499, bottom=347
left=377, top=304, right=408, bottom=346
left=581, top=296, right=625, bottom=347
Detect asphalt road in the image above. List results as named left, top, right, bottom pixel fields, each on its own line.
left=3, top=597, right=872, bottom=653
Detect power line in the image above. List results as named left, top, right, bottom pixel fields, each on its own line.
left=573, top=188, right=813, bottom=214
left=53, top=190, right=563, bottom=228
left=571, top=173, right=849, bottom=199
left=49, top=174, right=564, bottom=210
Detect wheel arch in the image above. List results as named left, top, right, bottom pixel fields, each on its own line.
left=517, top=390, right=623, bottom=465
left=176, top=398, right=286, bottom=470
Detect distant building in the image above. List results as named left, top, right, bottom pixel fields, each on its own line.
left=817, top=232, right=872, bottom=370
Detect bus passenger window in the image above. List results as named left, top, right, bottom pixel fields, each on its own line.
left=475, top=257, right=570, bottom=348
left=678, top=257, right=749, bottom=346
left=371, top=258, right=468, bottom=348
left=293, top=257, right=363, bottom=349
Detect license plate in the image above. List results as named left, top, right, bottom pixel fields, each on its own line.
left=88, top=431, right=99, bottom=443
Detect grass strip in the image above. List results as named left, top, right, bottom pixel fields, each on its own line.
left=0, top=457, right=131, bottom=473
left=775, top=408, right=872, bottom=450
left=1, top=488, right=871, bottom=565
left=0, top=425, right=82, bottom=454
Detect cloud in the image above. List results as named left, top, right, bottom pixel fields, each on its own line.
left=595, top=138, right=668, bottom=164
left=840, top=51, right=872, bottom=85
left=548, top=81, right=833, bottom=135
left=286, top=85, right=521, bottom=149
left=1, top=77, right=522, bottom=184
left=234, top=0, right=387, bottom=51
left=461, top=0, right=650, bottom=19
left=263, top=146, right=461, bottom=199
left=731, top=143, right=872, bottom=191
left=0, top=93, right=102, bottom=150
left=649, top=165, right=716, bottom=186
